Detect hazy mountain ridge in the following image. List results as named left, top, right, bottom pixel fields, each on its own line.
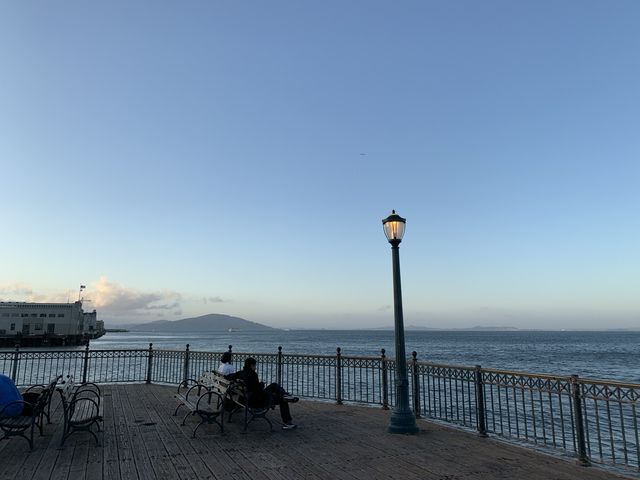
left=128, top=313, right=276, bottom=332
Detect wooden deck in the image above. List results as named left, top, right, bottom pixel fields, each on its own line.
left=0, top=384, right=629, bottom=480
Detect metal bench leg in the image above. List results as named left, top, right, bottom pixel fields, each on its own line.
left=181, top=411, right=193, bottom=426
left=192, top=420, right=205, bottom=438
left=88, top=427, right=100, bottom=446
left=243, top=408, right=249, bottom=433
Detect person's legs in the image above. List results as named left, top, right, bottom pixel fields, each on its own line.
left=265, top=383, right=286, bottom=400
left=264, top=383, right=296, bottom=427
left=265, top=383, right=298, bottom=403
left=278, top=399, right=292, bottom=424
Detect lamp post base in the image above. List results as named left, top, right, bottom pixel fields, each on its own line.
left=388, top=409, right=419, bottom=434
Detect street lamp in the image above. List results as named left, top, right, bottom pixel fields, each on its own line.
left=383, top=210, right=419, bottom=434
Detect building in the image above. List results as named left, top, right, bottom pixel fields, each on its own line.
left=83, top=309, right=97, bottom=334
left=0, top=301, right=105, bottom=347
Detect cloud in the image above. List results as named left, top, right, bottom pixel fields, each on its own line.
left=0, top=283, right=35, bottom=298
left=0, top=278, right=224, bottom=321
left=88, top=277, right=183, bottom=317
left=377, top=305, right=392, bottom=312
left=202, top=296, right=224, bottom=304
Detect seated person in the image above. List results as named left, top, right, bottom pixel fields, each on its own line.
left=217, top=351, right=236, bottom=377
left=232, top=357, right=299, bottom=430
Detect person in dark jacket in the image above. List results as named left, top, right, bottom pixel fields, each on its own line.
left=233, top=357, right=298, bottom=430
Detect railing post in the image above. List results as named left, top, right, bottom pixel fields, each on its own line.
left=146, top=343, right=154, bottom=384
left=183, top=344, right=190, bottom=384
left=11, top=344, right=20, bottom=382
left=276, top=346, right=283, bottom=386
left=81, top=342, right=90, bottom=384
left=475, top=365, right=487, bottom=437
left=412, top=351, right=421, bottom=419
left=571, top=375, right=590, bottom=466
left=336, top=347, right=343, bottom=405
left=381, top=348, right=389, bottom=410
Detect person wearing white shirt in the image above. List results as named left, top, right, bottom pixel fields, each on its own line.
left=217, top=351, right=236, bottom=376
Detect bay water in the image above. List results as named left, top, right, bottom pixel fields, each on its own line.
left=91, top=330, right=640, bottom=384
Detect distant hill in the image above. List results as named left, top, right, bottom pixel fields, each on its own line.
left=128, top=313, right=276, bottom=332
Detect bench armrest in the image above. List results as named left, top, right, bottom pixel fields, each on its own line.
left=176, top=378, right=202, bottom=393
left=22, top=384, right=46, bottom=395
left=185, top=383, right=211, bottom=401
left=68, top=397, right=100, bottom=423
left=77, top=382, right=101, bottom=395
left=0, top=400, right=37, bottom=419
left=72, top=388, right=101, bottom=406
left=195, top=391, right=223, bottom=412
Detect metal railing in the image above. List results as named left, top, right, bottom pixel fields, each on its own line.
left=1, top=344, right=638, bottom=475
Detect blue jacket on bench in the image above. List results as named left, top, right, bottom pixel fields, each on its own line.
left=0, top=374, right=23, bottom=417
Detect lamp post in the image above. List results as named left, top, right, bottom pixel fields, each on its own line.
left=383, top=210, right=419, bottom=434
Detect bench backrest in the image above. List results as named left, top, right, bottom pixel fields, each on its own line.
left=196, top=371, right=231, bottom=395
left=226, top=380, right=248, bottom=408
left=58, top=376, right=76, bottom=404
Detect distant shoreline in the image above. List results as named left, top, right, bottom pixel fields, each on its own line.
left=102, top=328, right=640, bottom=333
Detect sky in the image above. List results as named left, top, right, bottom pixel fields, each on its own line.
left=1, top=1, right=639, bottom=329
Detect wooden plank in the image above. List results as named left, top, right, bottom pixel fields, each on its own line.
left=67, top=438, right=90, bottom=480
left=128, top=385, right=183, bottom=480
left=133, top=383, right=206, bottom=480
left=118, top=384, right=156, bottom=480
left=0, top=435, right=40, bottom=480
left=111, top=386, right=139, bottom=480
left=145, top=383, right=246, bottom=480
left=30, top=417, right=65, bottom=480
left=102, top=389, right=121, bottom=480
left=48, top=436, right=76, bottom=480
left=83, top=436, right=104, bottom=480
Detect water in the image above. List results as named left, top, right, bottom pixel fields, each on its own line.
left=91, top=330, right=640, bottom=384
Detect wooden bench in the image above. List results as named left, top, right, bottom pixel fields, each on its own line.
left=0, top=376, right=60, bottom=450
left=173, top=371, right=218, bottom=416
left=20, top=375, right=62, bottom=426
left=173, top=371, right=229, bottom=437
left=57, top=375, right=104, bottom=447
left=226, top=379, right=274, bottom=432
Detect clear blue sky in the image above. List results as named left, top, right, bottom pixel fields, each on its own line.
left=1, top=1, right=638, bottom=329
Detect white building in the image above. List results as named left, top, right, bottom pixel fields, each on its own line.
left=83, top=309, right=97, bottom=334
left=0, top=301, right=101, bottom=346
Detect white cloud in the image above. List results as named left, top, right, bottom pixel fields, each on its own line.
left=0, top=278, right=187, bottom=319
left=202, top=296, right=224, bottom=304
left=88, top=277, right=183, bottom=317
left=0, top=282, right=35, bottom=298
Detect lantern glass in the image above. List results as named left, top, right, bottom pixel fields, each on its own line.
left=382, top=210, right=406, bottom=242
